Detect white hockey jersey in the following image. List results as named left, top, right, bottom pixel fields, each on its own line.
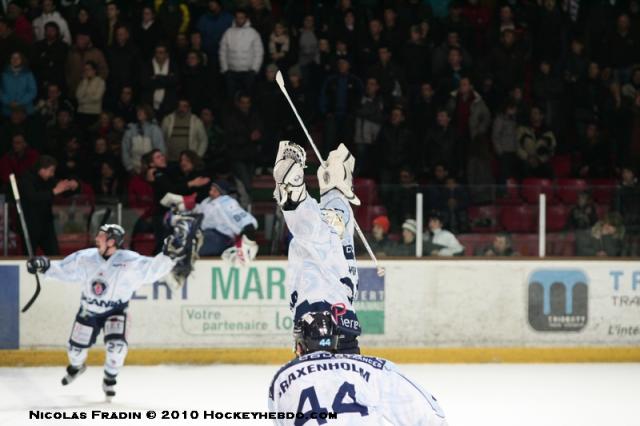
left=268, top=352, right=447, bottom=426
left=43, top=248, right=176, bottom=315
left=194, top=194, right=258, bottom=237
left=284, top=195, right=360, bottom=335
left=319, top=190, right=359, bottom=293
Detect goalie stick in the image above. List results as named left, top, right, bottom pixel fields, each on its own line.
left=9, top=174, right=41, bottom=312
left=275, top=70, right=385, bottom=277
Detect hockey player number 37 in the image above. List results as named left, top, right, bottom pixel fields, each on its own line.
left=295, top=381, right=369, bottom=425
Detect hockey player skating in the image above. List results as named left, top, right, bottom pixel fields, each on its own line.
left=26, top=224, right=187, bottom=401
left=273, top=141, right=361, bottom=353
left=268, top=311, right=448, bottom=425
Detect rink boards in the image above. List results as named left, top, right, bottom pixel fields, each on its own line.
left=1, top=259, right=639, bottom=364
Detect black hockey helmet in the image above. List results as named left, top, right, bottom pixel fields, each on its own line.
left=294, top=311, right=340, bottom=356
left=99, top=224, right=125, bottom=248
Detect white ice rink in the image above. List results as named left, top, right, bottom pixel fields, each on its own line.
left=1, top=363, right=639, bottom=426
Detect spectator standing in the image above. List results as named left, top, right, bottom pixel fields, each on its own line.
left=374, top=106, right=415, bottom=185
left=253, top=64, right=286, bottom=171
left=65, top=31, right=108, bottom=96
left=367, top=45, right=405, bottom=105
left=18, top=156, right=78, bottom=255
left=353, top=76, right=385, bottom=174
left=34, top=22, right=67, bottom=93
left=0, top=133, right=39, bottom=184
left=424, top=211, right=464, bottom=256
left=268, top=21, right=290, bottom=69
left=224, top=92, right=263, bottom=192
left=218, top=8, right=264, bottom=97
left=607, top=14, right=639, bottom=83
left=320, top=58, right=363, bottom=153
left=1, top=106, right=43, bottom=153
left=33, top=0, right=71, bottom=45
left=181, top=51, right=211, bottom=114
left=1, top=52, right=37, bottom=116
left=297, top=15, right=319, bottom=69
left=614, top=166, right=640, bottom=244
left=411, top=82, right=437, bottom=144
left=575, top=123, right=612, bottom=179
left=196, top=0, right=233, bottom=66
left=200, top=107, right=226, bottom=173
left=161, top=99, right=208, bottom=162
left=403, top=25, right=432, bottom=89
left=7, top=2, right=33, bottom=44
left=176, top=150, right=210, bottom=201
left=121, top=104, right=166, bottom=174
left=75, top=61, right=105, bottom=127
left=134, top=6, right=164, bottom=61
left=106, top=26, right=140, bottom=105
left=424, top=109, right=462, bottom=178
left=516, top=106, right=557, bottom=178
left=140, top=44, right=179, bottom=120
left=492, top=102, right=520, bottom=181
left=100, top=2, right=124, bottom=49
left=113, top=85, right=136, bottom=124
left=43, top=107, right=81, bottom=155
left=0, top=18, right=29, bottom=70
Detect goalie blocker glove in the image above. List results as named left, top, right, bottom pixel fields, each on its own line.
left=27, top=256, right=50, bottom=274
left=316, top=143, right=361, bottom=206
left=273, top=141, right=307, bottom=209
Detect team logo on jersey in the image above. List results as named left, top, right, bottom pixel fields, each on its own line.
left=527, top=269, right=588, bottom=332
left=91, top=279, right=108, bottom=297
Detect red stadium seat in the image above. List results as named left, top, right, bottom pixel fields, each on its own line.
left=355, top=205, right=387, bottom=232
left=589, top=179, right=617, bottom=204
left=496, top=177, right=522, bottom=205
left=521, top=178, right=555, bottom=204
left=511, top=234, right=539, bottom=256
left=456, top=233, right=495, bottom=255
left=546, top=233, right=576, bottom=256
left=556, top=178, right=588, bottom=205
left=353, top=178, right=379, bottom=205
left=595, top=204, right=610, bottom=219
left=545, top=204, right=568, bottom=232
left=500, top=205, right=537, bottom=233
left=550, top=155, right=572, bottom=178
left=467, top=206, right=501, bottom=233
left=130, top=233, right=156, bottom=255
left=58, top=233, right=91, bottom=255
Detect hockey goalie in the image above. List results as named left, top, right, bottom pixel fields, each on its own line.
left=273, top=140, right=362, bottom=354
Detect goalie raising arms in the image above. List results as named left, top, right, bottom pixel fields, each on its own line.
left=273, top=141, right=362, bottom=354
left=26, top=224, right=187, bottom=401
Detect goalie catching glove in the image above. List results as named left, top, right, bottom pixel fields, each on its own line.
left=273, top=141, right=307, bottom=208
left=27, top=256, right=50, bottom=274
left=316, top=143, right=360, bottom=206
left=222, top=234, right=258, bottom=267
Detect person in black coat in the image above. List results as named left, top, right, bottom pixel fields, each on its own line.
left=106, top=25, right=141, bottom=106
left=133, top=6, right=164, bottom=61
left=18, top=156, right=79, bottom=255
left=374, top=106, right=415, bottom=186
left=223, top=92, right=264, bottom=192
left=33, top=22, right=68, bottom=94
left=140, top=43, right=179, bottom=121
left=181, top=50, right=211, bottom=114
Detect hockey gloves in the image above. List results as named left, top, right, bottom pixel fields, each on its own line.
left=27, top=256, right=50, bottom=274
left=317, top=143, right=360, bottom=205
left=222, top=235, right=258, bottom=267
left=273, top=141, right=307, bottom=208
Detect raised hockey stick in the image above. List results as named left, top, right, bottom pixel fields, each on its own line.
left=9, top=174, right=41, bottom=312
left=275, top=70, right=385, bottom=277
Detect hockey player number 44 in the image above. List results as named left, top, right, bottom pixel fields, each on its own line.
left=295, top=381, right=369, bottom=425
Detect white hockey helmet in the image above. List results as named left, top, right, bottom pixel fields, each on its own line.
left=317, top=143, right=360, bottom=206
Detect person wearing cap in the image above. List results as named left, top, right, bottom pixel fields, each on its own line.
left=388, top=218, right=418, bottom=256
left=425, top=211, right=464, bottom=256
left=193, top=180, right=258, bottom=257
left=369, top=215, right=392, bottom=256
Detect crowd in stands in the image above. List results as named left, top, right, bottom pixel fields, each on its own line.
left=1, top=0, right=640, bottom=257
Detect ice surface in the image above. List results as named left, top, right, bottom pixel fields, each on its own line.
left=1, top=363, right=639, bottom=426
